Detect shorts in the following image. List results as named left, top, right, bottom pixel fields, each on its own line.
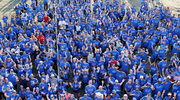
left=73, top=89, right=80, bottom=93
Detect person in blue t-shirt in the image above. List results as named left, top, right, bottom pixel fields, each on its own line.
left=8, top=69, right=18, bottom=90
left=39, top=78, right=48, bottom=98
left=130, top=86, right=142, bottom=100
left=85, top=80, right=96, bottom=98
left=32, top=87, right=42, bottom=100
left=79, top=94, right=92, bottom=100
left=10, top=90, right=20, bottom=100
left=153, top=78, right=164, bottom=95
left=25, top=87, right=33, bottom=99
left=162, top=76, right=172, bottom=96
left=125, top=79, right=133, bottom=95
left=19, top=85, right=26, bottom=100
left=27, top=74, right=39, bottom=90
left=82, top=69, right=89, bottom=87
left=116, top=68, right=126, bottom=84
left=154, top=91, right=163, bottom=100
left=158, top=58, right=167, bottom=74
left=175, top=90, right=180, bottom=100
left=121, top=58, right=130, bottom=74
left=141, top=82, right=152, bottom=96
left=110, top=90, right=120, bottom=100
left=69, top=78, right=81, bottom=98
left=4, top=85, right=12, bottom=100
left=140, top=93, right=153, bottom=100
left=164, top=93, right=174, bottom=100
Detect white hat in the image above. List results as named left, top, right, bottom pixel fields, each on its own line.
left=168, top=93, right=172, bottom=96
left=167, top=75, right=171, bottom=79
left=140, top=75, right=144, bottom=79
left=115, top=80, right=118, bottom=83
left=51, top=74, right=55, bottom=77
left=123, top=94, right=128, bottom=97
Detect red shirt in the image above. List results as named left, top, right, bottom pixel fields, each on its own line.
left=43, top=16, right=49, bottom=23
left=38, top=35, right=45, bottom=44
left=109, top=60, right=118, bottom=67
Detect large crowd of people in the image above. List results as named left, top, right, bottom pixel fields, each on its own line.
left=0, top=0, right=180, bottom=100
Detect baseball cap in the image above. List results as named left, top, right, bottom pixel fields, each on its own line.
left=61, top=94, right=65, bottom=97
left=70, top=94, right=74, bottom=98
left=51, top=74, right=55, bottom=77
left=13, top=90, right=16, bottom=93
left=50, top=95, right=54, bottom=98
left=59, top=79, right=63, bottom=82
left=41, top=78, right=45, bottom=81
left=123, top=94, right=128, bottom=97
left=84, top=94, right=88, bottom=98
left=158, top=78, right=162, bottom=81
left=168, top=93, right=172, bottom=96
left=167, top=75, right=171, bottom=79
left=112, top=90, right=116, bottom=93
left=4, top=78, right=8, bottom=81
left=30, top=74, right=34, bottom=77
left=135, top=85, right=140, bottom=88
left=147, top=82, right=151, bottom=85
left=115, top=80, right=118, bottom=83
left=140, top=75, right=144, bottom=79
left=36, top=87, right=39, bottom=90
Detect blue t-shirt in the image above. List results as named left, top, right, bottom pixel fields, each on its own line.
left=8, top=73, right=17, bottom=85
left=131, top=90, right=142, bottom=100
left=5, top=90, right=12, bottom=100
left=159, top=61, right=167, bottom=73
left=29, top=78, right=38, bottom=89
left=143, top=86, right=152, bottom=96
left=176, top=91, right=180, bottom=100
left=110, top=94, right=120, bottom=100
left=19, top=89, right=26, bottom=99
left=25, top=91, right=33, bottom=99
left=116, top=71, right=126, bottom=83
left=141, top=96, right=154, bottom=100
left=85, top=85, right=96, bottom=95
left=154, top=83, right=163, bottom=94
left=10, top=94, right=20, bottom=100
left=125, top=83, right=133, bottom=92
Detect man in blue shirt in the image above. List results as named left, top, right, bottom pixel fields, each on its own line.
left=140, top=93, right=153, bottom=100
left=110, top=90, right=120, bottom=100
left=85, top=80, right=96, bottom=98
left=141, top=82, right=152, bottom=96
left=125, top=79, right=133, bottom=95
left=8, top=69, right=18, bottom=90
left=27, top=74, right=39, bottom=91
left=25, top=87, right=33, bottom=99
left=158, top=58, right=167, bottom=74
left=116, top=68, right=126, bottom=84
left=79, top=94, right=92, bottom=100
left=130, top=86, right=142, bottom=100
left=153, top=78, right=164, bottom=95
